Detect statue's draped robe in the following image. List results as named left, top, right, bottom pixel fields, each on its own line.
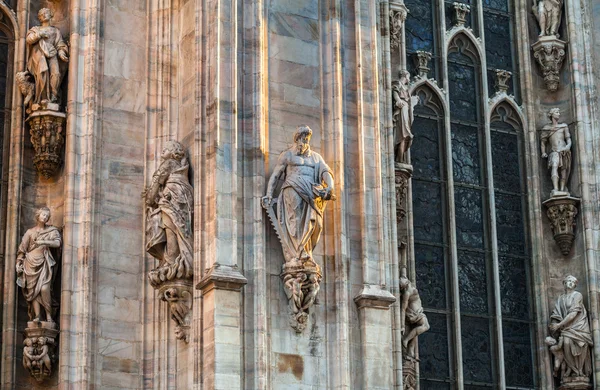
left=146, top=159, right=193, bottom=280
left=393, top=84, right=413, bottom=156
left=551, top=290, right=593, bottom=376
left=26, top=25, right=67, bottom=103
left=17, top=226, right=60, bottom=319
left=275, top=150, right=332, bottom=263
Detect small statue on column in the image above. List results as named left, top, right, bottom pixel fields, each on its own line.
left=16, top=206, right=61, bottom=382
left=393, top=70, right=418, bottom=165
left=547, top=275, right=593, bottom=389
left=541, top=108, right=571, bottom=197
left=533, top=0, right=564, bottom=38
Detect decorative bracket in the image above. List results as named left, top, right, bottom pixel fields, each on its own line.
left=543, top=196, right=579, bottom=256
left=532, top=36, right=566, bottom=92
left=452, top=2, right=471, bottom=27
left=395, top=163, right=413, bottom=225
left=27, top=110, right=66, bottom=178
left=390, top=7, right=408, bottom=50
left=494, top=69, right=512, bottom=94
left=23, top=321, right=58, bottom=382
left=414, top=51, right=432, bottom=79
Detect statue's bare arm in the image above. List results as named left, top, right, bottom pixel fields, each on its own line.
left=563, top=127, right=572, bottom=151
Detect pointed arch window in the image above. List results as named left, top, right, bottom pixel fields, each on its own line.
left=403, top=0, right=535, bottom=388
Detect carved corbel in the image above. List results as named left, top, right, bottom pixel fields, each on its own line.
left=494, top=69, right=512, bottom=94
left=23, top=322, right=59, bottom=382
left=27, top=111, right=66, bottom=178
left=395, top=164, right=412, bottom=225
left=543, top=196, right=579, bottom=256
left=532, top=37, right=566, bottom=92
left=452, top=2, right=471, bottom=27
left=390, top=7, right=407, bottom=50
left=414, top=51, right=432, bottom=79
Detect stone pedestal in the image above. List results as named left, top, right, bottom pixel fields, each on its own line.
left=157, top=279, right=193, bottom=343
left=395, top=163, right=413, bottom=225
left=558, top=376, right=592, bottom=390
left=543, top=196, right=580, bottom=255
left=532, top=36, right=567, bottom=92
left=26, top=109, right=66, bottom=179
left=280, top=260, right=322, bottom=333
left=23, top=321, right=59, bottom=382
left=402, top=357, right=417, bottom=390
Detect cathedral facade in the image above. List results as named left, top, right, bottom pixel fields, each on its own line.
left=0, top=0, right=599, bottom=389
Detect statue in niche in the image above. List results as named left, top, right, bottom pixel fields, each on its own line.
left=393, top=70, right=418, bottom=165
left=400, top=276, right=430, bottom=360
left=541, top=108, right=571, bottom=197
left=547, top=275, right=593, bottom=387
left=533, top=0, right=563, bottom=38
left=25, top=8, right=69, bottom=109
left=144, top=140, right=193, bottom=286
left=262, top=125, right=335, bottom=332
left=16, top=206, right=61, bottom=323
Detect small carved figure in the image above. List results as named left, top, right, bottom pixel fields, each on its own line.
left=26, top=8, right=69, bottom=106
left=548, top=275, right=593, bottom=385
left=540, top=108, right=571, bottom=197
left=263, top=125, right=334, bottom=332
left=393, top=70, right=418, bottom=164
left=400, top=276, right=430, bottom=359
left=546, top=336, right=568, bottom=378
left=144, top=140, right=193, bottom=285
left=16, top=206, right=61, bottom=322
left=36, top=337, right=52, bottom=375
left=533, top=0, right=563, bottom=37
left=16, top=71, right=35, bottom=112
left=23, top=338, right=35, bottom=371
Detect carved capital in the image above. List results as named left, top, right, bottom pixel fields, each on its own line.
left=395, top=163, right=413, bottom=225
left=390, top=7, right=408, bottom=50
left=543, top=196, right=579, bottom=256
left=27, top=110, right=66, bottom=178
left=158, top=280, right=193, bottom=343
left=453, top=2, right=471, bottom=27
left=196, top=263, right=248, bottom=293
left=23, top=321, right=58, bottom=382
left=354, top=284, right=396, bottom=310
left=532, top=36, right=566, bottom=92
left=494, top=69, right=512, bottom=94
left=414, top=51, right=432, bottom=79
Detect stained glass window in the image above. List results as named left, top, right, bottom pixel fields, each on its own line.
left=402, top=0, right=535, bottom=388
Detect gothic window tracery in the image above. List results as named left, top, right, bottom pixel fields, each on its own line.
left=406, top=0, right=534, bottom=388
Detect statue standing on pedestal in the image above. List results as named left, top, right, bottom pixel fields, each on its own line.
left=393, top=70, right=417, bottom=164
left=541, top=108, right=571, bottom=197
left=25, top=8, right=69, bottom=108
left=533, top=0, right=563, bottom=37
left=16, top=206, right=61, bottom=322
left=262, top=125, right=335, bottom=332
left=547, top=275, right=593, bottom=388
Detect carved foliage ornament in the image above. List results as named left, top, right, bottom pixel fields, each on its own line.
left=543, top=197, right=578, bottom=256
left=532, top=37, right=566, bottom=92
left=390, top=8, right=407, bottom=50
left=494, top=69, right=512, bottom=94
left=395, top=165, right=412, bottom=225
left=144, top=140, right=194, bottom=342
left=414, top=51, right=432, bottom=79
left=262, top=126, right=335, bottom=332
left=453, top=2, right=471, bottom=27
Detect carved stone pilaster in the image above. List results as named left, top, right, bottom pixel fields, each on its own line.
left=532, top=36, right=566, bottom=92
left=281, top=261, right=321, bottom=333
left=543, top=196, right=579, bottom=256
left=414, top=51, right=432, bottom=79
left=390, top=7, right=407, bottom=50
left=27, top=110, right=66, bottom=178
left=23, top=321, right=58, bottom=382
left=453, top=2, right=471, bottom=27
left=494, top=69, right=512, bottom=94
left=403, top=358, right=417, bottom=390
left=158, top=280, right=192, bottom=342
left=395, top=163, right=413, bottom=225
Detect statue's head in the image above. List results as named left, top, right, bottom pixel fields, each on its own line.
left=161, top=140, right=186, bottom=162
left=399, top=69, right=410, bottom=83
left=24, top=338, right=32, bottom=347
left=544, top=336, right=557, bottom=346
left=399, top=276, right=410, bottom=290
left=563, top=274, right=577, bottom=290
left=35, top=206, right=51, bottom=224
left=38, top=337, right=46, bottom=345
left=38, top=8, right=52, bottom=23
left=293, top=125, right=312, bottom=155
left=548, top=107, right=561, bottom=121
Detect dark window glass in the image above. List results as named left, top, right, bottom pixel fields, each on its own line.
left=420, top=313, right=450, bottom=379
left=484, top=0, right=508, bottom=11
left=412, top=116, right=441, bottom=180
left=484, top=12, right=512, bottom=70
left=458, top=250, right=489, bottom=315
left=462, top=317, right=493, bottom=383
left=503, top=320, right=534, bottom=387
left=454, top=187, right=484, bottom=249
left=495, top=193, right=525, bottom=255
left=499, top=256, right=530, bottom=319
left=491, top=130, right=521, bottom=191
left=452, top=123, right=481, bottom=185
left=413, top=181, right=444, bottom=243
left=405, top=0, right=434, bottom=53
left=415, top=244, right=446, bottom=309
left=421, top=381, right=451, bottom=390
left=448, top=62, right=477, bottom=122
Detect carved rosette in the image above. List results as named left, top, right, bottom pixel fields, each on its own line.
left=532, top=36, right=566, bottom=92
left=23, top=321, right=58, bottom=382
left=395, top=163, right=413, bottom=225
left=543, top=196, right=579, bottom=256
left=453, top=2, right=471, bottom=27
left=414, top=51, right=432, bottom=79
left=27, top=109, right=66, bottom=178
left=494, top=69, right=512, bottom=94
left=390, top=8, right=407, bottom=50
left=403, top=358, right=417, bottom=390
